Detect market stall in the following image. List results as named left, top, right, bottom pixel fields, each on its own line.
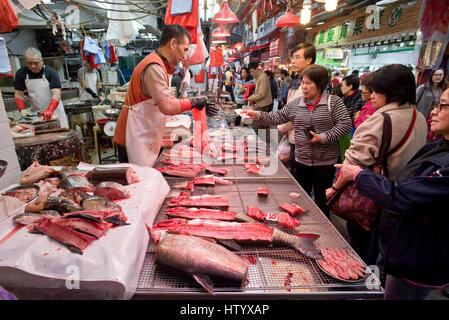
left=133, top=115, right=384, bottom=299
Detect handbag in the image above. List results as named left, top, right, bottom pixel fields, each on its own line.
left=327, top=109, right=417, bottom=231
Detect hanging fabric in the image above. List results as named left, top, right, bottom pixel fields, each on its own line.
left=108, top=43, right=118, bottom=64
left=0, top=0, right=19, bottom=33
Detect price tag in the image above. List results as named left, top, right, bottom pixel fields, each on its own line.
left=265, top=213, right=278, bottom=222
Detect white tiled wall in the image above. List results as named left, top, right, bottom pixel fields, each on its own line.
left=0, top=90, right=20, bottom=190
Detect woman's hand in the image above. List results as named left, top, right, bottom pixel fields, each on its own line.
left=325, top=187, right=337, bottom=200
left=309, top=131, right=322, bottom=143
left=240, top=109, right=257, bottom=119
left=334, top=163, right=363, bottom=187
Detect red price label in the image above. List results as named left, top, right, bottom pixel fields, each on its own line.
left=266, top=213, right=278, bottom=222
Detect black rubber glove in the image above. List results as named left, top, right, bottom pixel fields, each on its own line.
left=85, top=88, right=98, bottom=99
left=189, top=96, right=219, bottom=117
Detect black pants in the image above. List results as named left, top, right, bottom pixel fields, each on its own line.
left=117, top=144, right=129, bottom=163
left=295, top=162, right=335, bottom=218
left=289, top=143, right=296, bottom=178
left=347, top=223, right=380, bottom=266
left=225, top=85, right=235, bottom=102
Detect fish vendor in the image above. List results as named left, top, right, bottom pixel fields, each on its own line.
left=13, top=47, right=69, bottom=128
left=113, top=24, right=219, bottom=167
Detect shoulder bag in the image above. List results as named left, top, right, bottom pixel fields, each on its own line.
left=326, top=109, right=417, bottom=231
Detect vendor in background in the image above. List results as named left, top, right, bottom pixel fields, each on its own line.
left=234, top=67, right=254, bottom=108
left=78, top=61, right=104, bottom=101
left=224, top=67, right=235, bottom=102
left=14, top=47, right=69, bottom=128
left=113, top=24, right=218, bottom=167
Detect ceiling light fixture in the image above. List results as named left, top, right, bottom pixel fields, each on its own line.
left=325, top=0, right=338, bottom=12
left=212, top=1, right=238, bottom=23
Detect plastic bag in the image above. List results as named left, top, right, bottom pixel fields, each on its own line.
left=277, top=136, right=290, bottom=163
left=0, top=0, right=19, bottom=33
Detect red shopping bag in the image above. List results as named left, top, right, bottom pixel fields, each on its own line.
left=194, top=71, right=205, bottom=83
left=0, top=0, right=19, bottom=33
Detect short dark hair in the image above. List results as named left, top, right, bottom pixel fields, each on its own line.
left=248, top=62, right=259, bottom=71
left=342, top=75, right=360, bottom=91
left=332, top=84, right=344, bottom=97
left=160, top=24, right=192, bottom=47
left=291, top=43, right=316, bottom=64
left=240, top=67, right=252, bottom=81
left=427, top=68, right=446, bottom=90
left=265, top=70, right=274, bottom=80
left=369, top=64, right=416, bottom=105
left=301, top=64, right=329, bottom=93
left=281, top=69, right=289, bottom=77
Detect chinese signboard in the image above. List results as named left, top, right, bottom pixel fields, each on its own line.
left=306, top=2, right=422, bottom=49
left=270, top=39, right=279, bottom=57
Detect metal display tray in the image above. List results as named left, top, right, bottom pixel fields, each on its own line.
left=135, top=160, right=383, bottom=299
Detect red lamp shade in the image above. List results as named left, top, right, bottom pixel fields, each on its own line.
left=275, top=9, right=300, bottom=28
left=232, top=42, right=244, bottom=50
left=212, top=24, right=231, bottom=37
left=212, top=1, right=238, bottom=23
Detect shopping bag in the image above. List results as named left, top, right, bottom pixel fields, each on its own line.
left=277, top=136, right=290, bottom=164
left=0, top=0, right=19, bottom=33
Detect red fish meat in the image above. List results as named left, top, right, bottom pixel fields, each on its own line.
left=204, top=166, right=228, bottom=176
left=247, top=207, right=300, bottom=229
left=33, top=218, right=95, bottom=254
left=193, top=174, right=216, bottom=186
left=257, top=188, right=269, bottom=197
left=157, top=164, right=203, bottom=178
left=279, top=203, right=305, bottom=216
left=173, top=180, right=195, bottom=191
left=165, top=207, right=238, bottom=221
left=246, top=206, right=267, bottom=222
left=52, top=218, right=112, bottom=239
left=167, top=195, right=229, bottom=209
left=246, top=167, right=261, bottom=175
left=214, top=177, right=233, bottom=185
left=63, top=210, right=128, bottom=226
left=277, top=212, right=300, bottom=229
left=20, top=161, right=57, bottom=184
left=94, top=181, right=129, bottom=200
left=150, top=218, right=322, bottom=260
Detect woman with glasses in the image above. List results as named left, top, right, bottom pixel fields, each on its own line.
left=329, top=88, right=449, bottom=300
left=326, top=64, right=428, bottom=266
left=416, top=69, right=446, bottom=120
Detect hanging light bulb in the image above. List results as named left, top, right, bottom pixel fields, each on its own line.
left=275, top=9, right=300, bottom=28
left=212, top=24, right=231, bottom=37
left=212, top=1, right=238, bottom=23
left=212, top=37, right=227, bottom=44
left=300, top=7, right=311, bottom=25
left=303, top=0, right=312, bottom=9
left=325, top=0, right=338, bottom=12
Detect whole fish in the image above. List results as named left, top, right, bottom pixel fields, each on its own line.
left=81, top=196, right=122, bottom=212
left=60, top=176, right=93, bottom=193
left=154, top=233, right=249, bottom=295
left=44, top=197, right=82, bottom=213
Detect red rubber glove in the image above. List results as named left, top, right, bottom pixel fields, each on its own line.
left=41, top=99, right=59, bottom=121
left=15, top=98, right=25, bottom=111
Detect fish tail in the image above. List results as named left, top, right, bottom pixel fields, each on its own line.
left=273, top=229, right=322, bottom=260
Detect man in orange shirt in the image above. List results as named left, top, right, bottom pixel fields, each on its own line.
left=114, top=24, right=218, bottom=167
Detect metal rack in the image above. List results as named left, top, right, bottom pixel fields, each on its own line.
left=134, top=122, right=384, bottom=299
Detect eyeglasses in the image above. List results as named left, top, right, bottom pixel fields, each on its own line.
left=290, top=54, right=302, bottom=62
left=434, top=103, right=449, bottom=112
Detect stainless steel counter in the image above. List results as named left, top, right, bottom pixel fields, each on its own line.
left=133, top=120, right=384, bottom=299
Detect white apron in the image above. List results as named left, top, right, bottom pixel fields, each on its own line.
left=125, top=98, right=167, bottom=167
left=80, top=70, right=98, bottom=101
left=25, top=66, right=69, bottom=128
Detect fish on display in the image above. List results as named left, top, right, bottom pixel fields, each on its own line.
left=44, top=197, right=83, bottom=213
left=204, top=166, right=228, bottom=176
left=257, top=188, right=269, bottom=197
left=167, top=195, right=229, bottom=209
left=13, top=211, right=60, bottom=225
left=63, top=210, right=128, bottom=226
left=246, top=206, right=300, bottom=229
left=81, top=196, right=122, bottom=212
left=93, top=182, right=129, bottom=200
left=87, top=167, right=139, bottom=185
left=32, top=218, right=95, bottom=254
left=156, top=164, right=203, bottom=178
left=172, top=180, right=195, bottom=191
left=279, top=203, right=305, bottom=216
left=52, top=218, right=112, bottom=239
left=59, top=166, right=88, bottom=179
left=151, top=218, right=323, bottom=260
left=20, top=161, right=57, bottom=184
left=193, top=175, right=216, bottom=186
left=152, top=232, right=249, bottom=295
left=60, top=175, right=94, bottom=193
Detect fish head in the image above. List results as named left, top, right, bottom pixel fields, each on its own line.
left=82, top=196, right=122, bottom=212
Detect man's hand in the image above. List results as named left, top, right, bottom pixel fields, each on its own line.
left=189, top=96, right=219, bottom=117
left=309, top=131, right=322, bottom=143
left=41, top=99, right=59, bottom=121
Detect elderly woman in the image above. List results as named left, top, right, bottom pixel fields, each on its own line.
left=242, top=64, right=352, bottom=217
left=327, top=64, right=428, bottom=265
left=330, top=87, right=449, bottom=300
